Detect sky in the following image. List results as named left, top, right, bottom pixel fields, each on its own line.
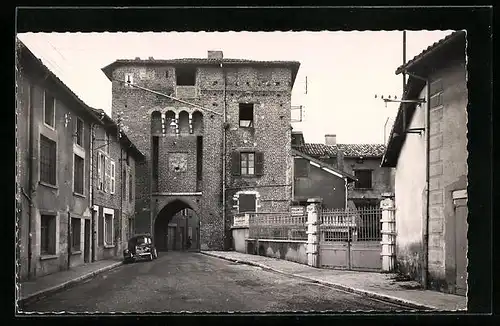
left=18, top=31, right=455, bottom=145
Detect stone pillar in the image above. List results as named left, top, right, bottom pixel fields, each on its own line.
left=380, top=193, right=396, bottom=272
left=306, top=197, right=321, bottom=268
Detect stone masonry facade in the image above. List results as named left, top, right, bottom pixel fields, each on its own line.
left=103, top=55, right=299, bottom=250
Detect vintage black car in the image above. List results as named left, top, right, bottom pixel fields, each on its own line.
left=123, top=234, right=158, bottom=263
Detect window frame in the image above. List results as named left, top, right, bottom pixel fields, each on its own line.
left=239, top=103, right=254, bottom=128
left=353, top=169, right=373, bottom=189
left=103, top=208, right=115, bottom=247
left=75, top=117, right=84, bottom=147
left=39, top=134, right=57, bottom=186
left=240, top=152, right=255, bottom=176
left=73, top=153, right=85, bottom=195
left=43, top=91, right=56, bottom=129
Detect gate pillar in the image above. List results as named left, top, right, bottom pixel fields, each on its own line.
left=380, top=193, right=396, bottom=272
left=306, top=197, right=321, bottom=268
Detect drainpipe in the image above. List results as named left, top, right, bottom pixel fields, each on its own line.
left=344, top=178, right=348, bottom=210
left=90, top=123, right=97, bottom=262
left=27, top=84, right=34, bottom=279
left=405, top=71, right=430, bottom=289
left=221, top=62, right=228, bottom=250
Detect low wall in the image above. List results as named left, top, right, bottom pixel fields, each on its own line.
left=245, top=238, right=308, bottom=265
left=231, top=227, right=249, bottom=253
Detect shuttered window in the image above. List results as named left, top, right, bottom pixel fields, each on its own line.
left=232, top=151, right=264, bottom=176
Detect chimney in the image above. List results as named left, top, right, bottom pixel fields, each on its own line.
left=325, top=134, right=337, bottom=146
left=208, top=50, right=224, bottom=59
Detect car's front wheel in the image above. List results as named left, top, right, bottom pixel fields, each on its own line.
left=153, top=248, right=158, bottom=259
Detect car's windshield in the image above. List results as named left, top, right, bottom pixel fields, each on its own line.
left=136, top=237, right=148, bottom=245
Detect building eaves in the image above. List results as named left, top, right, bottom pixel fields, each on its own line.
left=17, top=39, right=145, bottom=161
left=101, top=57, right=301, bottom=88
left=294, top=143, right=386, bottom=158
left=395, top=30, right=466, bottom=75
left=382, top=30, right=466, bottom=167
left=90, top=108, right=145, bottom=161
left=292, top=149, right=357, bottom=182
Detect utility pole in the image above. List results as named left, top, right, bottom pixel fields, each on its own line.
left=403, top=30, right=407, bottom=90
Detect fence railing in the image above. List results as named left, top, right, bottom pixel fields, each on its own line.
left=243, top=206, right=382, bottom=242
left=320, top=206, right=382, bottom=242
left=248, top=212, right=308, bottom=241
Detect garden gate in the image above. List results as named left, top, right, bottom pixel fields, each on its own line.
left=319, top=206, right=382, bottom=271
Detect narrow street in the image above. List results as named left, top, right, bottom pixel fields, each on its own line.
left=22, top=252, right=417, bottom=312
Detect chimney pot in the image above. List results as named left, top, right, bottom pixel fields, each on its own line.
left=325, top=134, right=337, bottom=146
left=208, top=50, right=224, bottom=59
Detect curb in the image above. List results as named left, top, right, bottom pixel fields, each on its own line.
left=18, top=261, right=123, bottom=307
left=201, top=252, right=435, bottom=311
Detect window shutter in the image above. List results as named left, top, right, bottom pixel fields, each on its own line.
left=110, top=161, right=116, bottom=194
left=231, top=151, right=240, bottom=176
left=255, top=152, right=264, bottom=176
left=97, top=153, right=102, bottom=190
left=105, top=157, right=110, bottom=193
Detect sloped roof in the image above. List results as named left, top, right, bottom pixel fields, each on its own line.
left=294, top=143, right=386, bottom=158
left=101, top=57, right=301, bottom=87
left=382, top=30, right=467, bottom=167
left=395, top=30, right=466, bottom=74
left=292, top=149, right=357, bottom=182
left=17, top=39, right=145, bottom=161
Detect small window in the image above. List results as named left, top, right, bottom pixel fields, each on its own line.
left=40, top=135, right=57, bottom=185
left=41, top=214, right=56, bottom=255
left=73, top=154, right=84, bottom=195
left=75, top=118, right=84, bottom=146
left=354, top=170, right=373, bottom=189
left=125, top=73, right=134, bottom=86
left=238, top=194, right=256, bottom=213
left=44, top=92, right=56, bottom=128
left=240, top=152, right=255, bottom=175
left=71, top=218, right=81, bottom=251
left=239, top=103, right=254, bottom=128
left=294, top=158, right=309, bottom=177
left=176, top=66, right=196, bottom=86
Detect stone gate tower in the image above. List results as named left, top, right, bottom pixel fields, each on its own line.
left=102, top=51, right=300, bottom=250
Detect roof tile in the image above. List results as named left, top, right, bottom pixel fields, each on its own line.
left=295, top=143, right=386, bottom=158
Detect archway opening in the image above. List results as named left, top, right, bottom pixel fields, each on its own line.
left=154, top=199, right=200, bottom=252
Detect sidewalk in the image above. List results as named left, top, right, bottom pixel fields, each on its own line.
left=17, top=259, right=123, bottom=307
left=202, top=251, right=467, bottom=311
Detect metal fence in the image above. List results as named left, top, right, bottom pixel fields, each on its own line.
left=248, top=212, right=308, bottom=241
left=320, top=206, right=382, bottom=242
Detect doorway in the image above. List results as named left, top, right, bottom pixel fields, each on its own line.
left=84, top=219, right=91, bottom=263
left=453, top=189, right=468, bottom=296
